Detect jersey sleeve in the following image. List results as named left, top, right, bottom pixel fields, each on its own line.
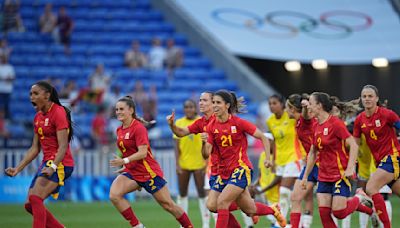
left=238, top=118, right=257, bottom=135
left=53, top=107, right=69, bottom=131
left=385, top=109, right=400, bottom=126
left=188, top=118, right=202, bottom=134
left=206, top=122, right=214, bottom=145
left=135, top=123, right=150, bottom=146
left=334, top=118, right=351, bottom=140
left=352, top=115, right=362, bottom=138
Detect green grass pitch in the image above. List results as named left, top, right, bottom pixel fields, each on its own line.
left=0, top=197, right=399, bottom=227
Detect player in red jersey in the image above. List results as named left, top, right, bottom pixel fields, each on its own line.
left=109, top=96, right=193, bottom=228
left=286, top=94, right=317, bottom=228
left=301, top=92, right=374, bottom=228
left=204, top=90, right=286, bottom=228
left=353, top=85, right=400, bottom=228
left=5, top=81, right=74, bottom=228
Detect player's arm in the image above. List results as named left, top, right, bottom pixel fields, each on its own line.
left=110, top=144, right=149, bottom=167
left=174, top=138, right=182, bottom=173
left=166, top=110, right=190, bottom=137
left=301, top=99, right=310, bottom=120
left=344, top=136, right=359, bottom=178
left=301, top=145, right=317, bottom=187
left=42, top=128, right=69, bottom=176
left=203, top=142, right=213, bottom=160
left=252, top=128, right=272, bottom=167
left=5, top=133, right=40, bottom=177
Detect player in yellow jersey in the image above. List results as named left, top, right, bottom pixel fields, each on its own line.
left=266, top=94, right=304, bottom=225
left=173, top=99, right=208, bottom=228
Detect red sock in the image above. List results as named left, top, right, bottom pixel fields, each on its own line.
left=255, top=202, right=274, bottom=215
left=357, top=203, right=373, bottom=215
left=177, top=212, right=193, bottom=228
left=290, top=212, right=301, bottom=228
left=318, top=207, right=337, bottom=228
left=25, top=203, right=64, bottom=228
left=29, top=195, right=46, bottom=228
left=372, top=193, right=391, bottom=228
left=228, top=201, right=238, bottom=211
left=121, top=207, right=140, bottom=227
left=227, top=212, right=241, bottom=228
left=332, top=197, right=359, bottom=219
left=216, top=209, right=229, bottom=228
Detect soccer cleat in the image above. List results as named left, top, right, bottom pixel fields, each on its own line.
left=132, top=223, right=145, bottom=228
left=370, top=210, right=380, bottom=228
left=355, top=188, right=373, bottom=208
left=251, top=215, right=259, bottom=224
left=271, top=204, right=287, bottom=228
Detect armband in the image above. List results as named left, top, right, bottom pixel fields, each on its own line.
left=50, top=163, right=58, bottom=171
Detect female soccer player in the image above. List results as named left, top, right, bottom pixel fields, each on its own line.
left=353, top=85, right=400, bottom=228
left=204, top=90, right=286, bottom=228
left=286, top=94, right=317, bottom=228
left=172, top=99, right=208, bottom=227
left=301, top=92, right=374, bottom=228
left=266, top=94, right=304, bottom=223
left=109, top=96, right=193, bottom=228
left=167, top=91, right=215, bottom=226
left=5, top=81, right=74, bottom=228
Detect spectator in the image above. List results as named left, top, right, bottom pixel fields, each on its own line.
left=143, top=85, right=158, bottom=128
left=2, top=0, right=24, bottom=33
left=130, top=81, right=148, bottom=114
left=39, top=3, right=57, bottom=34
left=89, top=63, right=111, bottom=92
left=103, top=85, right=122, bottom=115
left=0, top=39, right=12, bottom=62
left=0, top=109, right=10, bottom=138
left=148, top=37, right=166, bottom=70
left=0, top=55, right=15, bottom=118
left=124, top=40, right=147, bottom=69
left=59, top=80, right=79, bottom=108
left=92, top=106, right=110, bottom=154
left=165, top=38, right=183, bottom=71
left=56, top=7, right=74, bottom=54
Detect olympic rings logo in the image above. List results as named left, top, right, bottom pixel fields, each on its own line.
left=211, top=8, right=373, bottom=39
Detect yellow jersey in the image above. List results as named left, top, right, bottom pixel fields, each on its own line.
left=258, top=152, right=279, bottom=204
left=266, top=111, right=304, bottom=166
left=358, top=133, right=376, bottom=180
left=173, top=116, right=206, bottom=170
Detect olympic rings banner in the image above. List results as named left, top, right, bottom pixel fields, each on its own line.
left=174, top=0, right=400, bottom=64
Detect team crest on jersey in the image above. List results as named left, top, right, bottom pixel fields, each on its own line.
left=124, top=133, right=130, bottom=139
left=44, top=118, right=49, bottom=126
left=375, top=119, right=381, bottom=127
left=361, top=123, right=366, bottom=128
left=323, top=128, right=328, bottom=135
left=231, top=126, right=237, bottom=133
left=214, top=129, right=219, bottom=133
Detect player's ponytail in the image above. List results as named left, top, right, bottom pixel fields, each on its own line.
left=215, top=90, right=246, bottom=114
left=117, top=96, right=155, bottom=126
left=310, top=92, right=333, bottom=113
left=35, top=81, right=74, bottom=142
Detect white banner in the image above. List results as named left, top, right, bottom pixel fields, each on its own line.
left=174, top=0, right=400, bottom=64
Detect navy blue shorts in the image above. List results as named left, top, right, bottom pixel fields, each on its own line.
left=317, top=179, right=351, bottom=197
left=30, top=160, right=73, bottom=199
left=299, top=165, right=319, bottom=183
left=378, top=155, right=400, bottom=187
left=122, top=173, right=167, bottom=194
left=209, top=175, right=218, bottom=189
left=211, top=167, right=253, bottom=192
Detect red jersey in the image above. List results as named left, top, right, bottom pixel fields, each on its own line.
left=207, top=115, right=256, bottom=179
left=33, top=103, right=74, bottom=166
left=353, top=107, right=400, bottom=165
left=188, top=115, right=220, bottom=175
left=116, top=119, right=163, bottom=182
left=313, top=115, right=351, bottom=182
left=296, top=116, right=317, bottom=154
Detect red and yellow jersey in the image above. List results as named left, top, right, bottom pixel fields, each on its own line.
left=206, top=115, right=255, bottom=179
left=296, top=116, right=317, bottom=155
left=353, top=107, right=400, bottom=165
left=116, top=119, right=163, bottom=182
left=33, top=103, right=74, bottom=166
left=313, top=115, right=351, bottom=182
left=188, top=115, right=220, bottom=175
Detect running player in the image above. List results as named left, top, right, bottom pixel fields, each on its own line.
left=204, top=90, right=286, bottom=228
left=5, top=81, right=74, bottom=228
left=173, top=99, right=208, bottom=228
left=109, top=96, right=193, bottom=228
left=286, top=94, right=317, bottom=228
left=266, top=94, right=304, bottom=224
left=301, top=92, right=374, bottom=228
left=353, top=85, right=400, bottom=228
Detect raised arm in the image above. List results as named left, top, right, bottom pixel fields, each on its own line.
left=166, top=110, right=191, bottom=137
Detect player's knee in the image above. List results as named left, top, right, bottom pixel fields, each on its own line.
left=24, top=203, right=32, bottom=214
left=365, top=183, right=377, bottom=196
left=109, top=191, right=123, bottom=203
left=216, top=197, right=230, bottom=209
left=160, top=200, right=175, bottom=212
left=206, top=200, right=217, bottom=212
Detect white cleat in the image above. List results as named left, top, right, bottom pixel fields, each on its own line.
left=355, top=188, right=373, bottom=208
